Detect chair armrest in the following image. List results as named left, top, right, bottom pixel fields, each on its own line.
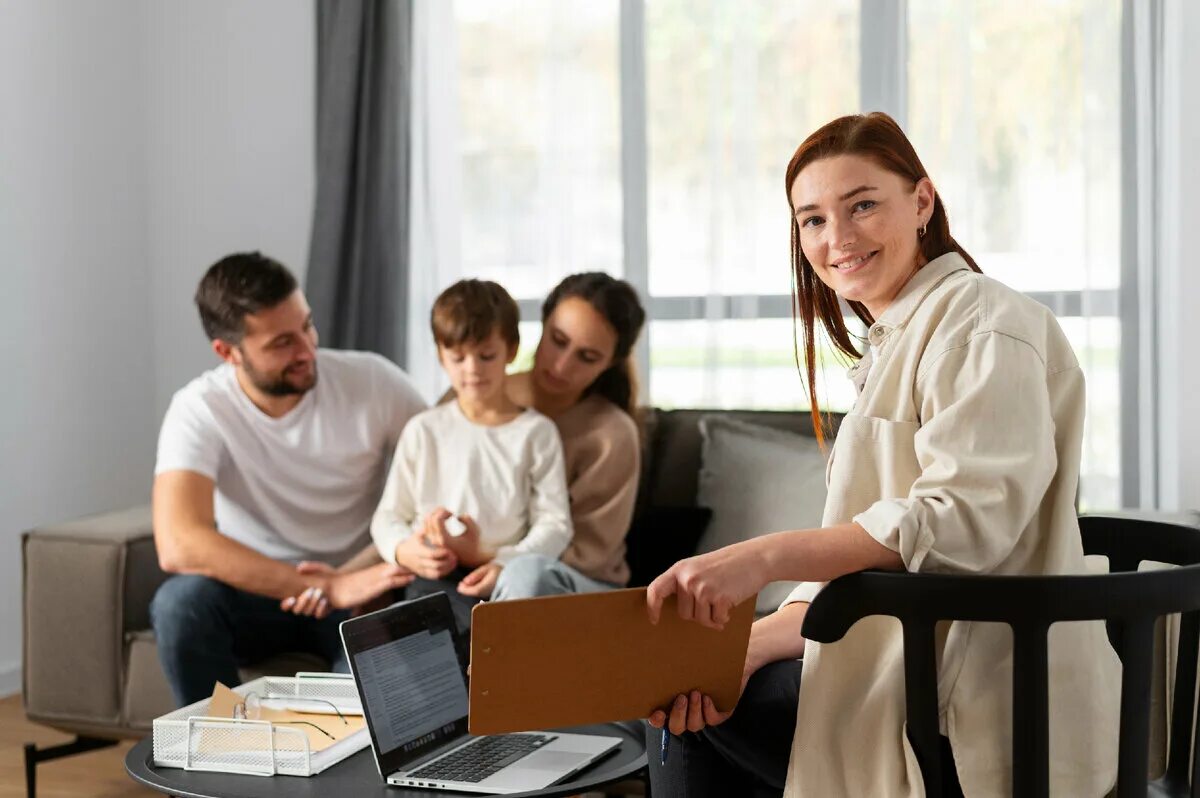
left=22, top=505, right=163, bottom=727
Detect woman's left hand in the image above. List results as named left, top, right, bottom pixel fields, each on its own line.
left=646, top=538, right=770, bottom=630
left=457, top=561, right=503, bottom=598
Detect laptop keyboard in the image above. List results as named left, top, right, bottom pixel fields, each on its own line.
left=408, top=733, right=557, bottom=783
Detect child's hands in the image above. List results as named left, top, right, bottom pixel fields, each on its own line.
left=394, top=510, right=459, bottom=579
left=444, top=514, right=489, bottom=569
left=419, top=507, right=454, bottom=547
left=457, top=561, right=503, bottom=598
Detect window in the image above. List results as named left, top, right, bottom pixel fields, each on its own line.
left=452, top=0, right=1128, bottom=509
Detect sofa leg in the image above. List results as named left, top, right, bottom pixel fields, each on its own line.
left=24, top=736, right=117, bottom=798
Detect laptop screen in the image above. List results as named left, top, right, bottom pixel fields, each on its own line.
left=340, top=594, right=472, bottom=774
left=354, top=628, right=469, bottom=756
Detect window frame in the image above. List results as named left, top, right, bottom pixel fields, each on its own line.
left=508, top=0, right=1140, bottom=507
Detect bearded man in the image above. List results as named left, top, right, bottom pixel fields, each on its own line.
left=150, top=252, right=425, bottom=705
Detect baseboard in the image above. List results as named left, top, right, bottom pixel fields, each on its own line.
left=0, top=661, right=21, bottom=698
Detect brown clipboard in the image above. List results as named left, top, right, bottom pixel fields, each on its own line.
left=467, top=587, right=755, bottom=735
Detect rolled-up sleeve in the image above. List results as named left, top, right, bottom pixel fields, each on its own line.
left=854, top=331, right=1065, bottom=574
left=779, top=580, right=824, bottom=609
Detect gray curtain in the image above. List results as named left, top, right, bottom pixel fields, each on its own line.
left=306, top=0, right=411, bottom=365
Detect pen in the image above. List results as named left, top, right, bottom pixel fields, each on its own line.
left=659, top=725, right=669, bottom=765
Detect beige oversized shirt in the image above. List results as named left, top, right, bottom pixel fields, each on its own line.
left=782, top=253, right=1120, bottom=797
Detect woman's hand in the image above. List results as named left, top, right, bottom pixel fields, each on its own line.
left=646, top=603, right=807, bottom=735
left=646, top=538, right=771, bottom=630
left=457, top=561, right=503, bottom=598
left=280, top=561, right=335, bottom=617
left=647, top=645, right=760, bottom=733
left=280, top=561, right=414, bottom=618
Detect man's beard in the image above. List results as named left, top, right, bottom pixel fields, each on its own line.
left=240, top=352, right=318, bottom=397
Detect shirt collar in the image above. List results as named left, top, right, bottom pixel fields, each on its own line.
left=870, top=251, right=972, bottom=337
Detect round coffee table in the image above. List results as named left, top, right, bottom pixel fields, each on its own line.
left=125, top=722, right=648, bottom=798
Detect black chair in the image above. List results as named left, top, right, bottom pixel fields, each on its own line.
left=800, top=514, right=1200, bottom=798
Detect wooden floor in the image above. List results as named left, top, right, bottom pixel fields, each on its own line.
left=0, top=695, right=153, bottom=798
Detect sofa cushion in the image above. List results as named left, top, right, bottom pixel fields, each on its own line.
left=624, top=505, right=714, bottom=587
left=646, top=409, right=826, bottom=508
left=696, top=415, right=828, bottom=614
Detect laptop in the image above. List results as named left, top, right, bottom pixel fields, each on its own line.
left=340, top=593, right=622, bottom=793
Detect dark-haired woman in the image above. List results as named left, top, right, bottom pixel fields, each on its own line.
left=644, top=113, right=1120, bottom=797
left=492, top=271, right=648, bottom=599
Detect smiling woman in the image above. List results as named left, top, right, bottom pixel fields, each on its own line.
left=643, top=113, right=1120, bottom=798
left=784, top=113, right=981, bottom=446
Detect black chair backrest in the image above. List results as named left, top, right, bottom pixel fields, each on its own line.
left=800, top=515, right=1200, bottom=798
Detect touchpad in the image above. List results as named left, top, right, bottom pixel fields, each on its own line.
left=517, top=750, right=587, bottom=772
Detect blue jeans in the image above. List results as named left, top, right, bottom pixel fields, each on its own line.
left=401, top=555, right=618, bottom=634
left=150, top=574, right=350, bottom=707
left=492, top=553, right=619, bottom=599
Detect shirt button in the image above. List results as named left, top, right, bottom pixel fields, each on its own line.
left=868, top=326, right=886, bottom=345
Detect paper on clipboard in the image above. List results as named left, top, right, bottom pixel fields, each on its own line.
left=468, top=587, right=755, bottom=735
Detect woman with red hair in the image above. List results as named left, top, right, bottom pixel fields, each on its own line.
left=645, top=113, right=1120, bottom=797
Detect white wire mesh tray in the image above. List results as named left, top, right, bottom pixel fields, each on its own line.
left=151, top=673, right=368, bottom=777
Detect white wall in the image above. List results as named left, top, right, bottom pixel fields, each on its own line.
left=0, top=0, right=314, bottom=697
left=1157, top=0, right=1200, bottom=511
left=143, top=0, right=315, bottom=418
left=0, top=1, right=156, bottom=697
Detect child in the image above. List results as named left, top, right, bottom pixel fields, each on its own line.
left=370, top=279, right=572, bottom=628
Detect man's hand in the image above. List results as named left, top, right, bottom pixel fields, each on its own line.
left=457, top=561, right=503, bottom=598
left=281, top=561, right=335, bottom=617
left=280, top=562, right=413, bottom=619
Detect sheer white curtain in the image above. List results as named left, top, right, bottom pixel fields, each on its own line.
left=641, top=0, right=860, bottom=414
left=407, top=0, right=462, bottom=401
left=907, top=0, right=1123, bottom=509
left=409, top=0, right=623, bottom=386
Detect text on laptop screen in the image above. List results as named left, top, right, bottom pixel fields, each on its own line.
left=353, top=628, right=469, bottom=757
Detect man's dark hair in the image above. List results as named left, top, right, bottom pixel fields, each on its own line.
left=194, top=252, right=298, bottom=343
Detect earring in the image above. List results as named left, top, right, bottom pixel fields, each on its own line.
left=918, top=222, right=927, bottom=239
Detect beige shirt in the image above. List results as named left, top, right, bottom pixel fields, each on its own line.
left=782, top=253, right=1120, bottom=797
left=553, top=394, right=640, bottom=586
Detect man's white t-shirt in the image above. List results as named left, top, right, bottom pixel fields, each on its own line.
left=155, top=349, right=427, bottom=563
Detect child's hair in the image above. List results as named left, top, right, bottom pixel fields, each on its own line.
left=431, top=279, right=520, bottom=350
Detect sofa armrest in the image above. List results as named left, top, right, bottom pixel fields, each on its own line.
left=22, top=505, right=164, bottom=730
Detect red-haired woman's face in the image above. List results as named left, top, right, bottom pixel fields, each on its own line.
left=789, top=154, right=934, bottom=319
